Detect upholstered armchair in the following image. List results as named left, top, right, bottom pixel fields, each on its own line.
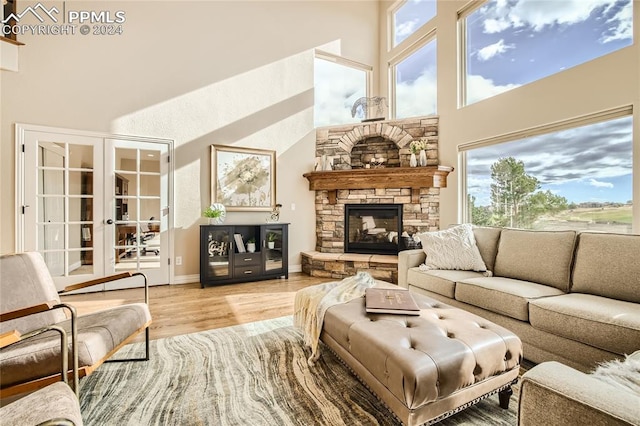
left=0, top=252, right=152, bottom=399
left=0, top=327, right=83, bottom=425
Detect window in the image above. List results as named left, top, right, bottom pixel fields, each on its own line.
left=463, top=113, right=633, bottom=234
left=392, top=0, right=436, bottom=47
left=461, top=0, right=633, bottom=105
left=314, top=53, right=370, bottom=128
left=392, top=37, right=437, bottom=118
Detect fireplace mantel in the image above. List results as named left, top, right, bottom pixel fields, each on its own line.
left=303, top=165, right=453, bottom=204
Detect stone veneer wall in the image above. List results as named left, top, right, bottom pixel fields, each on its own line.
left=314, top=116, right=441, bottom=253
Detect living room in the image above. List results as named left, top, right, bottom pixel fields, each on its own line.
left=1, top=0, right=639, bottom=424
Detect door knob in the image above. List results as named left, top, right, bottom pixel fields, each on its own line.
left=106, top=219, right=114, bottom=225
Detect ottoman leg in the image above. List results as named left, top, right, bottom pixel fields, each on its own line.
left=498, top=386, right=513, bottom=409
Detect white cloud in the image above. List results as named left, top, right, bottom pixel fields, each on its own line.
left=396, top=19, right=419, bottom=41
left=476, top=39, right=515, bottom=61
left=314, top=59, right=366, bottom=127
left=466, top=74, right=520, bottom=105
left=588, top=178, right=614, bottom=188
left=395, top=67, right=437, bottom=118
left=481, top=0, right=632, bottom=42
left=601, top=0, right=633, bottom=43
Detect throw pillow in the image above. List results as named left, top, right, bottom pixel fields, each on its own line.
left=416, top=224, right=488, bottom=272
left=591, top=352, right=640, bottom=396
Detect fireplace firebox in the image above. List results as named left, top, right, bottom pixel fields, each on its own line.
left=345, top=204, right=403, bottom=255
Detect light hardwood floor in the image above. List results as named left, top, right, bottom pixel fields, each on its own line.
left=60, top=273, right=328, bottom=341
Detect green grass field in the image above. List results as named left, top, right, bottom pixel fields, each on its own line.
left=554, top=206, right=632, bottom=224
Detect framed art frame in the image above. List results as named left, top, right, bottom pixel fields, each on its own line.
left=211, top=145, right=276, bottom=211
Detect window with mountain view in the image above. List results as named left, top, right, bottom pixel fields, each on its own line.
left=465, top=115, right=633, bottom=234
left=463, top=0, right=633, bottom=105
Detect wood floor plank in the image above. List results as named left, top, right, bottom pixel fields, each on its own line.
left=60, top=273, right=327, bottom=341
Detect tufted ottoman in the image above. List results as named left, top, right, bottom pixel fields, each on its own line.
left=320, top=282, right=522, bottom=426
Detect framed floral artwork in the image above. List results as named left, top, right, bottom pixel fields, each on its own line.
left=211, top=145, right=276, bottom=211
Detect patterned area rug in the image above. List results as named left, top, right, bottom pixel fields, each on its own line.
left=80, top=316, right=521, bottom=425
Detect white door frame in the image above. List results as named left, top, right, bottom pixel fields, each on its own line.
left=15, top=123, right=175, bottom=287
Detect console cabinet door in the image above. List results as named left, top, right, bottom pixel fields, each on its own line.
left=262, top=224, right=288, bottom=278
left=200, top=225, right=233, bottom=285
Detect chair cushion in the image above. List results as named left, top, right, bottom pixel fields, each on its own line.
left=0, top=381, right=83, bottom=426
left=407, top=268, right=485, bottom=298
left=572, top=232, right=640, bottom=303
left=529, top=294, right=640, bottom=356
left=0, top=303, right=151, bottom=387
left=455, top=277, right=564, bottom=321
left=493, top=229, right=577, bottom=292
left=0, top=253, right=65, bottom=335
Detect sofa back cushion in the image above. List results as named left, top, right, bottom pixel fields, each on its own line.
left=572, top=232, right=640, bottom=303
left=493, top=229, right=577, bottom=292
left=472, top=227, right=502, bottom=273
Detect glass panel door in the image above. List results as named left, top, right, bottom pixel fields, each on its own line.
left=105, top=139, right=169, bottom=288
left=263, top=225, right=283, bottom=273
left=23, top=131, right=104, bottom=291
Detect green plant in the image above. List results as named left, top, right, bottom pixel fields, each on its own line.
left=203, top=206, right=222, bottom=218
left=410, top=140, right=426, bottom=154
left=247, top=237, right=256, bottom=244
left=267, top=232, right=277, bottom=242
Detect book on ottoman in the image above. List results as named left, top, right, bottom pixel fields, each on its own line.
left=365, top=288, right=420, bottom=315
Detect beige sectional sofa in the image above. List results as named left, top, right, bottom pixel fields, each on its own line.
left=398, top=227, right=640, bottom=372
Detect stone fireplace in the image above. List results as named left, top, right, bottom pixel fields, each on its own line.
left=345, top=204, right=402, bottom=255
left=301, top=116, right=453, bottom=283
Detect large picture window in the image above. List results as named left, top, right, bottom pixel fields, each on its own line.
left=463, top=113, right=633, bottom=234
left=314, top=53, right=370, bottom=128
left=392, top=37, right=437, bottom=119
left=461, top=0, right=633, bottom=105
left=392, top=0, right=436, bottom=47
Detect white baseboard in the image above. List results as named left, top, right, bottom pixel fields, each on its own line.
left=172, top=274, right=200, bottom=285
left=289, top=264, right=302, bottom=273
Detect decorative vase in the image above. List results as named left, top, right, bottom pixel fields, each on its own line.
left=410, top=153, right=417, bottom=167
left=247, top=243, right=256, bottom=253
left=419, top=149, right=427, bottom=167
left=268, top=241, right=275, bottom=249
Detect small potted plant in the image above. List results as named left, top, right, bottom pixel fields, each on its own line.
left=246, top=237, right=256, bottom=253
left=203, top=204, right=226, bottom=225
left=267, top=232, right=277, bottom=249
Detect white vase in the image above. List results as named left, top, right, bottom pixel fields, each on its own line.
left=410, top=153, right=417, bottom=167
left=268, top=241, right=275, bottom=249
left=419, top=149, right=427, bottom=167
left=247, top=243, right=256, bottom=253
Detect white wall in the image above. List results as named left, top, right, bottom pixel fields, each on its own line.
left=379, top=0, right=640, bottom=231
left=0, top=1, right=381, bottom=279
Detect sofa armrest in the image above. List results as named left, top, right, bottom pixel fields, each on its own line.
left=519, top=361, right=640, bottom=425
left=398, top=249, right=425, bottom=289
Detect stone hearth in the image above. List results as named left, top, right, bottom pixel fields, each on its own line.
left=302, top=116, right=452, bottom=283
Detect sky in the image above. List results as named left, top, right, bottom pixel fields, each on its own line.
left=314, top=0, right=634, bottom=205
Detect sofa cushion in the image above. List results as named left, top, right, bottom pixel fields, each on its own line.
left=1, top=303, right=151, bottom=387
left=407, top=268, right=486, bottom=298
left=416, top=224, right=488, bottom=272
left=529, top=294, right=640, bottom=356
left=472, top=227, right=502, bottom=273
left=455, top=277, right=564, bottom=321
left=572, top=232, right=640, bottom=303
left=493, top=229, right=577, bottom=292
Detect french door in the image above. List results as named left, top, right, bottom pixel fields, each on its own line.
left=18, top=125, right=171, bottom=291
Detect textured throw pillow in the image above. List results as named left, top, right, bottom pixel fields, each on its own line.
left=417, top=224, right=488, bottom=272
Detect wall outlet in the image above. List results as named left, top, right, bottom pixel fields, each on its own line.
left=175, top=256, right=182, bottom=266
